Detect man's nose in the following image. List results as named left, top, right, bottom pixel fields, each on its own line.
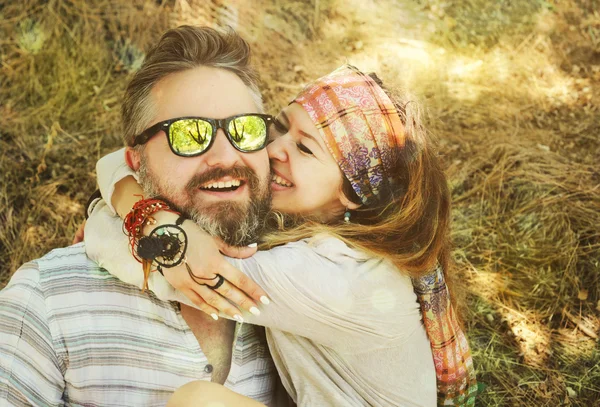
left=204, top=128, right=242, bottom=167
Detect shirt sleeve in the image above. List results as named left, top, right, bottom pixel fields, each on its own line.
left=96, top=148, right=138, bottom=216
left=228, top=239, right=422, bottom=353
left=0, top=263, right=65, bottom=406
left=84, top=201, right=192, bottom=305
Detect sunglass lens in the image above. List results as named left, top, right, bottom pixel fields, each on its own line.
left=228, top=115, right=267, bottom=151
left=169, top=119, right=213, bottom=156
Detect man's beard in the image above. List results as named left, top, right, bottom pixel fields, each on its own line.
left=137, top=153, right=271, bottom=246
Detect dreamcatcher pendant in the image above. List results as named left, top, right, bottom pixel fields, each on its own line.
left=136, top=220, right=189, bottom=291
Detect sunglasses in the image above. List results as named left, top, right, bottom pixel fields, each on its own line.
left=132, top=113, right=274, bottom=157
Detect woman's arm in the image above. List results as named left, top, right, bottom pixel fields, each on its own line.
left=92, top=150, right=420, bottom=349
left=87, top=201, right=418, bottom=350
left=181, top=226, right=421, bottom=351
left=112, top=176, right=143, bottom=219
left=88, top=149, right=270, bottom=319
left=96, top=148, right=137, bottom=216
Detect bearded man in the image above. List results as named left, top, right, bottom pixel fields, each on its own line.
left=0, top=26, right=281, bottom=407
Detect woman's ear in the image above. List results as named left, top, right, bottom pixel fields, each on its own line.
left=345, top=200, right=361, bottom=210
left=125, top=147, right=141, bottom=171
left=339, top=194, right=361, bottom=210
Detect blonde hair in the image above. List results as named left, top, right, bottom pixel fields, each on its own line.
left=121, top=25, right=263, bottom=146
left=260, top=76, right=452, bottom=280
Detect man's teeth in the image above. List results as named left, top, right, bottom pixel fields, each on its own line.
left=201, top=179, right=242, bottom=189
left=272, top=175, right=292, bottom=187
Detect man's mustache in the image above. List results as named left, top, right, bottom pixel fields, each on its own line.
left=186, top=166, right=260, bottom=191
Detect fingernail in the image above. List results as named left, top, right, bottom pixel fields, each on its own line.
left=248, top=242, right=258, bottom=248
left=211, top=313, right=219, bottom=321
left=249, top=306, right=260, bottom=316
left=260, top=296, right=270, bottom=305
left=234, top=314, right=244, bottom=323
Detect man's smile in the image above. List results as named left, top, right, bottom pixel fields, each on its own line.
left=199, top=177, right=244, bottom=192
left=196, top=180, right=248, bottom=198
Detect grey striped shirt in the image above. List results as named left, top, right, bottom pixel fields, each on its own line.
left=0, top=244, right=277, bottom=406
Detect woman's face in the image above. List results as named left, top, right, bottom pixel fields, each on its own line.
left=267, top=103, right=350, bottom=221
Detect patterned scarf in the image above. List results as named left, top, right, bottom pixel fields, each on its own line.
left=413, top=266, right=479, bottom=405
left=293, top=64, right=405, bottom=205
left=294, top=65, right=478, bottom=405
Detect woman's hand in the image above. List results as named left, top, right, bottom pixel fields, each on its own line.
left=150, top=212, right=269, bottom=322
left=214, top=237, right=257, bottom=259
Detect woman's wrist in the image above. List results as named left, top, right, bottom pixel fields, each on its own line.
left=142, top=210, right=182, bottom=236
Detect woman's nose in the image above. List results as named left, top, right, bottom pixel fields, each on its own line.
left=266, top=136, right=289, bottom=163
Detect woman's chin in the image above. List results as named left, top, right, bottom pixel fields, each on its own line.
left=271, top=190, right=298, bottom=212
left=271, top=182, right=294, bottom=201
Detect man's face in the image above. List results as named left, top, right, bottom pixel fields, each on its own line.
left=130, top=66, right=271, bottom=246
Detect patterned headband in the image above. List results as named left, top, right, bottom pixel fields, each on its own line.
left=293, top=64, right=406, bottom=205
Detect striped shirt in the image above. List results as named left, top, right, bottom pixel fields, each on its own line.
left=0, top=244, right=277, bottom=406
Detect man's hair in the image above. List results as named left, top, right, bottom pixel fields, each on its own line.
left=121, top=25, right=263, bottom=146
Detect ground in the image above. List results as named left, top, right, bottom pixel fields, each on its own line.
left=0, top=0, right=599, bottom=405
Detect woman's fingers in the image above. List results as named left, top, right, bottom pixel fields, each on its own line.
left=217, top=260, right=271, bottom=306
left=184, top=258, right=270, bottom=312
left=210, top=276, right=262, bottom=318
left=163, top=262, right=251, bottom=320
left=162, top=266, right=222, bottom=319
left=189, top=267, right=260, bottom=317
left=215, top=237, right=258, bottom=259
left=192, top=284, right=246, bottom=322
left=181, top=288, right=220, bottom=320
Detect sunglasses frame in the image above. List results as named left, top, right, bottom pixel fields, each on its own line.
left=132, top=113, right=274, bottom=157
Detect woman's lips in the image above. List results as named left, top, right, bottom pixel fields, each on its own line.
left=271, top=170, right=293, bottom=191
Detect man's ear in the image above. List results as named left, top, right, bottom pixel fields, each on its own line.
left=125, top=147, right=141, bottom=171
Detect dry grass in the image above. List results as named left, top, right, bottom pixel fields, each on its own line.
left=1, top=0, right=599, bottom=405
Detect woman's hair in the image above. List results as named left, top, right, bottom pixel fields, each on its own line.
left=121, top=25, right=263, bottom=146
left=260, top=74, right=452, bottom=280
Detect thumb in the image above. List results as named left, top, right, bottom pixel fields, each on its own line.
left=214, top=238, right=258, bottom=259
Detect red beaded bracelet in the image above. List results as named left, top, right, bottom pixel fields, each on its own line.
left=123, top=197, right=180, bottom=263
left=122, top=197, right=181, bottom=291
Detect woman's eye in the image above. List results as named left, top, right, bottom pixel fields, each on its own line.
left=297, top=143, right=313, bottom=155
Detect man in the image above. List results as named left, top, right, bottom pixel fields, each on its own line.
left=0, top=26, right=281, bottom=406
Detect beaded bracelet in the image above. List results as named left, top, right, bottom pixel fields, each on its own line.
left=123, top=198, right=180, bottom=263
left=123, top=198, right=181, bottom=291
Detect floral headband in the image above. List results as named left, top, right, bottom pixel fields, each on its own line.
left=293, top=64, right=406, bottom=205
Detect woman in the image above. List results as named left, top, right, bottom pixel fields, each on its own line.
left=85, top=65, right=477, bottom=406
